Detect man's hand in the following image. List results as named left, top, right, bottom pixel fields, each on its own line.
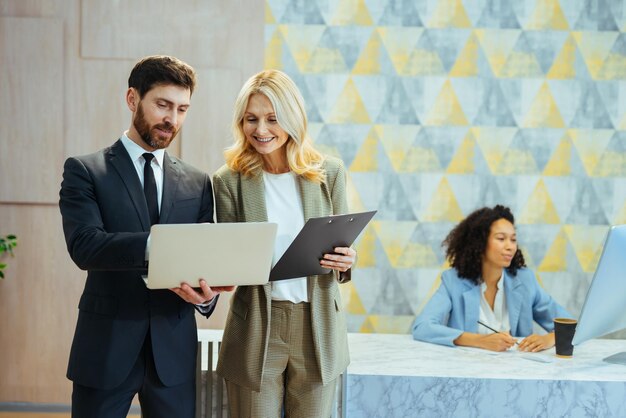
left=170, top=279, right=235, bottom=304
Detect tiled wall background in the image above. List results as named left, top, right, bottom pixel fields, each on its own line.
left=265, top=0, right=626, bottom=333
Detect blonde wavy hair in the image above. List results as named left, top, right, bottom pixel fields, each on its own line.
left=224, top=69, right=325, bottom=183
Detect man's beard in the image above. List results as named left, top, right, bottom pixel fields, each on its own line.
left=133, top=102, right=178, bottom=149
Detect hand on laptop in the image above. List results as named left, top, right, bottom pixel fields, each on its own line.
left=170, top=279, right=235, bottom=304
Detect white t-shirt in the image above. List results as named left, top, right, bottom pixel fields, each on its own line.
left=263, top=171, right=308, bottom=303
left=478, top=274, right=511, bottom=335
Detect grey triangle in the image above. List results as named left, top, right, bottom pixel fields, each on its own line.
left=522, top=31, right=569, bottom=74
left=514, top=129, right=562, bottom=172
left=369, top=271, right=416, bottom=315
left=515, top=224, right=561, bottom=269
left=327, top=26, right=374, bottom=70
left=314, top=124, right=370, bottom=167
left=408, top=222, right=453, bottom=266
left=476, top=0, right=522, bottom=28
left=473, top=80, right=517, bottom=127
left=574, top=0, right=619, bottom=31
left=378, top=0, right=424, bottom=26
left=427, top=29, right=472, bottom=72
left=281, top=0, right=326, bottom=24
left=421, top=127, right=466, bottom=169
left=289, top=73, right=323, bottom=123
left=351, top=172, right=418, bottom=221
left=565, top=179, right=610, bottom=225
left=376, top=79, right=420, bottom=124
left=570, top=82, right=615, bottom=129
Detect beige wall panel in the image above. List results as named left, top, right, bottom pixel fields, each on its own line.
left=0, top=205, right=83, bottom=403
left=63, top=59, right=136, bottom=158
left=181, top=68, right=247, bottom=175
left=0, top=0, right=63, bottom=17
left=80, top=0, right=264, bottom=71
left=0, top=18, right=63, bottom=203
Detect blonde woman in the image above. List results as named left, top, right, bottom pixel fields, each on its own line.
left=214, top=70, right=356, bottom=417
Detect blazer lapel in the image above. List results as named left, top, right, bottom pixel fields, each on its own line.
left=240, top=171, right=267, bottom=222
left=159, top=153, right=180, bottom=224
left=504, top=271, right=523, bottom=335
left=108, top=139, right=150, bottom=231
left=298, top=176, right=324, bottom=221
left=462, top=283, right=480, bottom=332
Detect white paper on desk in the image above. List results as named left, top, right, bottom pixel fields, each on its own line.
left=456, top=346, right=554, bottom=363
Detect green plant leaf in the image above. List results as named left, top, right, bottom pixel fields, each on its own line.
left=7, top=235, right=16, bottom=240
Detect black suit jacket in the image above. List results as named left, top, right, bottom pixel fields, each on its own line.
left=59, top=139, right=215, bottom=390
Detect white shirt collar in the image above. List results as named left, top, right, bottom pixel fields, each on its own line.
left=120, top=132, right=165, bottom=167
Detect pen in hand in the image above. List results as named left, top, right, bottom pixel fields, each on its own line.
left=477, top=320, right=519, bottom=345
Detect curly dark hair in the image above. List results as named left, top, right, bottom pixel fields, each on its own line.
left=443, top=205, right=526, bottom=284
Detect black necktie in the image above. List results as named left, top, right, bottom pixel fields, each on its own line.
left=142, top=153, right=159, bottom=225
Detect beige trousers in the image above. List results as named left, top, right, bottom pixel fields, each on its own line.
left=225, top=300, right=337, bottom=418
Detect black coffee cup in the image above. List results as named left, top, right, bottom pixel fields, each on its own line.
left=554, top=318, right=577, bottom=357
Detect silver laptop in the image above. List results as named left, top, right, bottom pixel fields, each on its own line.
left=146, top=222, right=277, bottom=289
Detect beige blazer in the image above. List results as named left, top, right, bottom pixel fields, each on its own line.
left=213, top=157, right=350, bottom=392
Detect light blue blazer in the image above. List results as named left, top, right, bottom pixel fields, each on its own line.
left=412, top=268, right=572, bottom=347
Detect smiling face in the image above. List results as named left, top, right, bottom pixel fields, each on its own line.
left=483, top=218, right=518, bottom=270
left=242, top=93, right=290, bottom=169
left=127, top=84, right=191, bottom=151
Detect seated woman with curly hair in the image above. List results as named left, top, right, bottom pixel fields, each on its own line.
left=412, top=205, right=572, bottom=352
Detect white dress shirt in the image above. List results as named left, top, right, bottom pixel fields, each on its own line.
left=478, top=273, right=511, bottom=335
left=263, top=171, right=308, bottom=303
left=120, top=132, right=165, bottom=211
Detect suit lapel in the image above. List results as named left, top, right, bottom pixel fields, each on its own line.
left=240, top=171, right=267, bottom=222
left=108, top=140, right=150, bottom=231
left=462, top=283, right=480, bottom=332
left=504, top=271, right=523, bottom=335
left=159, top=153, right=180, bottom=224
left=298, top=175, right=323, bottom=221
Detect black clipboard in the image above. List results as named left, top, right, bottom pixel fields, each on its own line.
left=269, top=210, right=377, bottom=281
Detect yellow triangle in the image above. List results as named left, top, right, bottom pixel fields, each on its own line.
left=593, top=147, right=626, bottom=177
left=569, top=129, right=612, bottom=176
left=345, top=173, right=367, bottom=214
left=304, top=46, right=349, bottom=73
left=564, top=225, right=609, bottom=272
left=475, top=29, right=521, bottom=76
left=543, top=132, right=572, bottom=176
left=352, top=30, right=384, bottom=74
left=597, top=53, right=626, bottom=80
left=547, top=35, right=577, bottom=79
left=378, top=27, right=424, bottom=75
left=403, top=48, right=446, bottom=76
left=349, top=127, right=378, bottom=171
left=421, top=177, right=464, bottom=222
left=428, top=0, right=472, bottom=28
left=538, top=228, right=568, bottom=272
left=331, top=0, right=374, bottom=25
left=499, top=49, right=543, bottom=78
left=279, top=25, right=326, bottom=72
left=328, top=78, right=371, bottom=124
left=397, top=243, right=439, bottom=268
left=353, top=223, right=375, bottom=267
left=424, top=80, right=469, bottom=126
left=525, top=0, right=569, bottom=30
left=450, top=32, right=482, bottom=77
left=447, top=130, right=476, bottom=174
left=371, top=316, right=414, bottom=333
left=518, top=179, right=561, bottom=224
left=264, top=28, right=283, bottom=70
left=473, top=127, right=517, bottom=173
left=497, top=145, right=540, bottom=175
left=522, top=82, right=565, bottom=128
left=338, top=281, right=367, bottom=314
left=265, top=1, right=276, bottom=24
left=376, top=124, right=420, bottom=172
left=400, top=144, right=442, bottom=172
left=371, top=221, right=418, bottom=267
left=614, top=202, right=626, bottom=224
left=572, top=32, right=619, bottom=79
left=359, top=316, right=376, bottom=333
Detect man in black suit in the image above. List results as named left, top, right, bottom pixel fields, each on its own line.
left=59, top=55, right=232, bottom=418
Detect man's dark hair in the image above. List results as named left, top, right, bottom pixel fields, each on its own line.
left=128, top=55, right=196, bottom=98
left=442, top=205, right=526, bottom=284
